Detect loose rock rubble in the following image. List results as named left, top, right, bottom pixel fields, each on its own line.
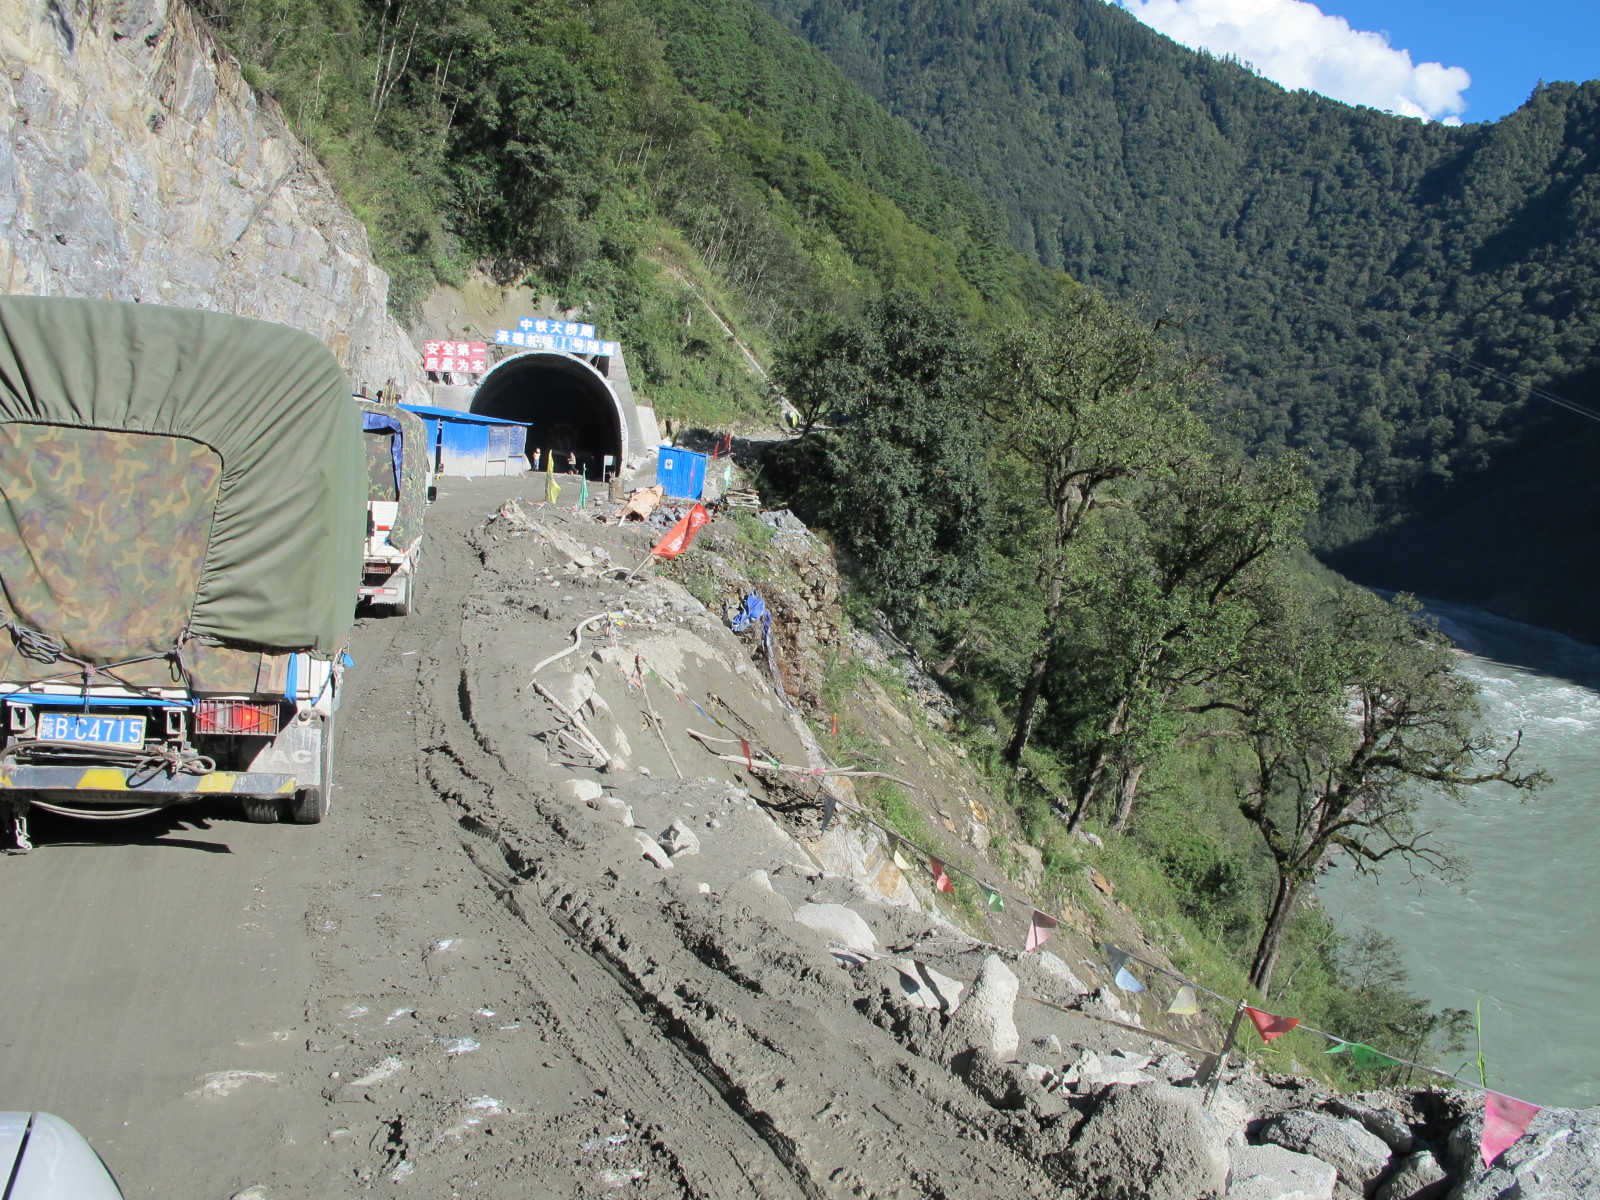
left=454, top=490, right=1597, bottom=1200
left=19, top=480, right=1585, bottom=1197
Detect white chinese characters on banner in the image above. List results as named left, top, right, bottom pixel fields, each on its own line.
left=423, top=339, right=488, bottom=373
left=493, top=328, right=620, bottom=358
left=517, top=318, right=597, bottom=339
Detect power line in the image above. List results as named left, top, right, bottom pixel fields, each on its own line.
left=1208, top=270, right=1600, bottom=427
left=1392, top=331, right=1600, bottom=425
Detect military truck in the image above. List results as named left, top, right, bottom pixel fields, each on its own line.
left=355, top=399, right=430, bottom=616
left=0, top=297, right=365, bottom=848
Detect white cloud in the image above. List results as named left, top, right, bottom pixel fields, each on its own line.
left=1115, top=0, right=1471, bottom=123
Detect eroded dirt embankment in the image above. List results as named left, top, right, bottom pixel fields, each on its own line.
left=318, top=478, right=1076, bottom=1198
left=6, top=477, right=1590, bottom=1200
left=282, top=478, right=1600, bottom=1200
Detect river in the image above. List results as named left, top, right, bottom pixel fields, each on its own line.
left=1317, top=596, right=1600, bottom=1109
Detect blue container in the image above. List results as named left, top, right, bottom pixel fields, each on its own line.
left=657, top=446, right=707, bottom=500
left=401, top=405, right=530, bottom=478
left=439, top=419, right=491, bottom=477
left=409, top=414, right=442, bottom=471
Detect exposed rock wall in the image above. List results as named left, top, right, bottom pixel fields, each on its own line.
left=0, top=0, right=426, bottom=397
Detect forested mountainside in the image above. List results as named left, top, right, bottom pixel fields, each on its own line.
left=755, top=0, right=1600, bottom=612
left=193, top=0, right=1543, bottom=1079
left=200, top=0, right=1066, bottom=422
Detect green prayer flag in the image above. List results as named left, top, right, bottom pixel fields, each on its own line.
left=1325, top=1042, right=1401, bottom=1069
left=984, top=887, right=1004, bottom=913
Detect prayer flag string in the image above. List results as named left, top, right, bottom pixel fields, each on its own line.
left=650, top=663, right=1552, bottom=1128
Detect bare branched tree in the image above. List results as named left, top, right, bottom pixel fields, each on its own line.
left=1231, top=589, right=1547, bottom=995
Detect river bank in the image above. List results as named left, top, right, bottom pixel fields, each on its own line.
left=1320, top=596, right=1600, bottom=1108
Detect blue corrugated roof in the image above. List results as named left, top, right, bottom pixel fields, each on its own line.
left=399, top=404, right=527, bottom=425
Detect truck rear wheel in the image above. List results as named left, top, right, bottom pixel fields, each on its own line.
left=288, top=787, right=325, bottom=824
left=241, top=798, right=281, bottom=823
left=288, top=712, right=336, bottom=825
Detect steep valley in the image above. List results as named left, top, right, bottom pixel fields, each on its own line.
left=2, top=1, right=1598, bottom=1196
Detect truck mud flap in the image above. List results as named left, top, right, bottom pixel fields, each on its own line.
left=249, top=718, right=327, bottom=786
left=0, top=766, right=298, bottom=797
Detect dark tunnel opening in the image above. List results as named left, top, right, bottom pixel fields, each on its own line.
left=471, top=352, right=625, bottom=479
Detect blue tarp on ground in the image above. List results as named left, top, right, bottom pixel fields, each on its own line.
left=731, top=592, right=771, bottom=634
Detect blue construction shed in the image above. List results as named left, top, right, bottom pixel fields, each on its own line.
left=657, top=445, right=707, bottom=500
left=400, top=404, right=531, bottom=477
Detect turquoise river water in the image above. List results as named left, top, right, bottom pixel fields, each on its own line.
left=1318, top=597, right=1600, bottom=1109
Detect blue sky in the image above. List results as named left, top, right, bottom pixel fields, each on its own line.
left=1116, top=0, right=1600, bottom=124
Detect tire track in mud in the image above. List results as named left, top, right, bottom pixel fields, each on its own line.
left=407, top=495, right=817, bottom=1200
left=392, top=486, right=1057, bottom=1200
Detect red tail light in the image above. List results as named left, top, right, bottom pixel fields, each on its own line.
left=194, top=700, right=282, bottom=735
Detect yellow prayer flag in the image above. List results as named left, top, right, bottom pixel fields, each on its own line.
left=1166, top=985, right=1200, bottom=1016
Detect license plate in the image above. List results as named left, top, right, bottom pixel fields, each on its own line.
left=36, top=713, right=146, bottom=747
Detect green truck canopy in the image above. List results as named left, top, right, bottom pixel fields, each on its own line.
left=0, top=297, right=364, bottom=666
left=357, top=399, right=429, bottom=551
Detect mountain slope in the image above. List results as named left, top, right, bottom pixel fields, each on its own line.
left=199, top=0, right=1067, bottom=426
left=755, top=0, right=1600, bottom=626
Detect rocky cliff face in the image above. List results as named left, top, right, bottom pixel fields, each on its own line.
left=0, top=0, right=426, bottom=396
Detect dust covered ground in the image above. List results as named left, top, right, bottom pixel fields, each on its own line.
left=0, top=479, right=1169, bottom=1198
left=3, top=477, right=1588, bottom=1200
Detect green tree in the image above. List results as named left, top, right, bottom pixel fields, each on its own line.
left=1067, top=451, right=1316, bottom=834
left=774, top=294, right=990, bottom=634
left=989, top=290, right=1205, bottom=766
left=1229, top=589, right=1546, bottom=995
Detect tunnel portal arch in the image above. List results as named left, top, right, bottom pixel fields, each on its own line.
left=471, top=350, right=630, bottom=478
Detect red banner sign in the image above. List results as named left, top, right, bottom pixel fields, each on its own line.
left=423, top=340, right=489, bottom=374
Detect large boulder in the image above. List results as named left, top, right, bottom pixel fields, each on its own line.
left=1206, top=1084, right=1256, bottom=1142
left=1259, top=1110, right=1393, bottom=1197
left=1229, top=1141, right=1340, bottom=1200
left=792, top=903, right=877, bottom=957
left=1446, top=1104, right=1600, bottom=1200
left=1013, top=949, right=1089, bottom=999
left=1060, top=1082, right=1230, bottom=1200
left=1374, top=1151, right=1448, bottom=1200
left=941, top=954, right=1020, bottom=1062
left=1325, top=1097, right=1416, bottom=1155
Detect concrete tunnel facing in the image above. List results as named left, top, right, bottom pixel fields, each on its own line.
left=470, top=350, right=630, bottom=478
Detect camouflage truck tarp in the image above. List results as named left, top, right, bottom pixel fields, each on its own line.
left=0, top=297, right=364, bottom=669
left=357, top=400, right=428, bottom=551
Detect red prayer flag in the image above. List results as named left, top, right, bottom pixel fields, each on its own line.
left=739, top=739, right=754, bottom=770
left=650, top=504, right=711, bottom=560
left=930, top=858, right=954, bottom=893
left=1481, top=1092, right=1541, bottom=1167
left=1245, top=1006, right=1300, bottom=1042
left=1025, top=909, right=1059, bottom=952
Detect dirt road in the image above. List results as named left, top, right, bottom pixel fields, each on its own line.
left=0, top=479, right=1125, bottom=1199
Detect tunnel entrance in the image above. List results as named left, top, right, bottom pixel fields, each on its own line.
left=471, top=351, right=628, bottom=478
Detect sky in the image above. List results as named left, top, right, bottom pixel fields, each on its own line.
left=1114, top=0, right=1600, bottom=125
